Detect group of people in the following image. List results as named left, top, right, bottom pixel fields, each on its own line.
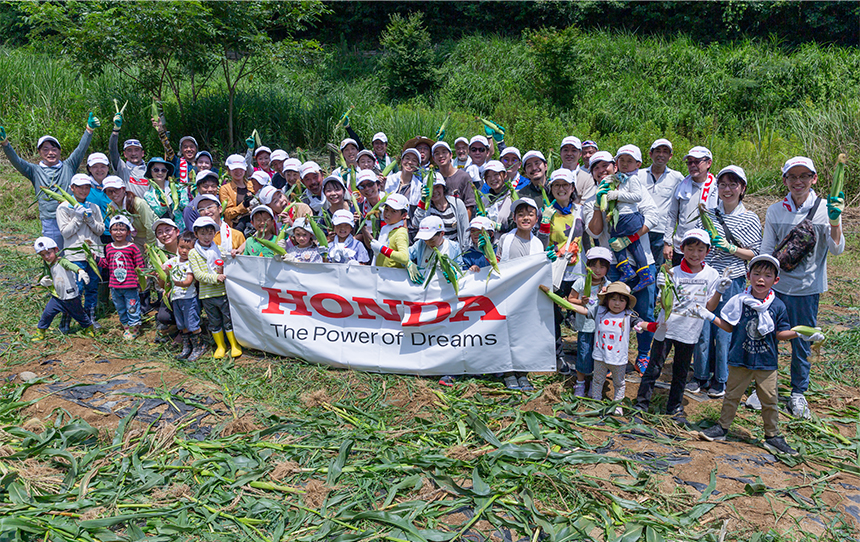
left=3, top=106, right=846, bottom=456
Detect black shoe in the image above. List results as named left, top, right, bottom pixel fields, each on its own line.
left=186, top=334, right=207, bottom=362
left=517, top=375, right=534, bottom=392
left=764, top=435, right=799, bottom=456
left=176, top=334, right=193, bottom=360
left=699, top=424, right=728, bottom=441
left=684, top=379, right=704, bottom=394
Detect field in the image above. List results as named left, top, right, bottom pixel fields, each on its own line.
left=1, top=158, right=860, bottom=541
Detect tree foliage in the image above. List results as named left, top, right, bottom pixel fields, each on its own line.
left=379, top=12, right=436, bottom=101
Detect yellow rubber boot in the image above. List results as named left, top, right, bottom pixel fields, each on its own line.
left=31, top=328, right=46, bottom=342
left=82, top=325, right=96, bottom=338
left=225, top=330, right=243, bottom=358
left=212, top=331, right=227, bottom=359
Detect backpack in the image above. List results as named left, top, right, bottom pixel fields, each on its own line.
left=771, top=197, right=821, bottom=272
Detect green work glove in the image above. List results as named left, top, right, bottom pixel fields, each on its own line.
left=712, top=234, right=738, bottom=254
left=245, top=135, right=255, bottom=150
left=0, top=126, right=6, bottom=144
left=477, top=234, right=487, bottom=250
left=112, top=112, right=123, bottom=130
left=339, top=112, right=350, bottom=127
left=540, top=204, right=555, bottom=225
left=483, top=122, right=505, bottom=142
left=545, top=246, right=558, bottom=262
left=609, top=236, right=632, bottom=252
left=436, top=128, right=446, bottom=141
left=406, top=261, right=423, bottom=284
left=421, top=183, right=431, bottom=200
left=87, top=112, right=100, bottom=129
left=828, top=191, right=845, bottom=226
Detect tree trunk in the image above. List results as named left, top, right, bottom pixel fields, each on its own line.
left=228, top=86, right=235, bottom=150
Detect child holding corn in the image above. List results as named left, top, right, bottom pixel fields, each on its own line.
left=31, top=236, right=95, bottom=341
left=163, top=231, right=206, bottom=362
left=108, top=110, right=148, bottom=198
left=220, top=154, right=255, bottom=230
left=243, top=206, right=279, bottom=258
left=278, top=218, right=324, bottom=263
left=367, top=194, right=411, bottom=269
left=480, top=161, right=516, bottom=234
left=568, top=247, right=613, bottom=396
left=328, top=210, right=370, bottom=264
left=461, top=217, right=497, bottom=272
left=97, top=215, right=145, bottom=340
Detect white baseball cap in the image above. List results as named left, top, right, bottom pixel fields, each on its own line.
left=87, top=152, right=109, bottom=167
left=70, top=173, right=93, bottom=187
left=549, top=168, right=574, bottom=184
left=454, top=137, right=469, bottom=147
left=323, top=175, right=346, bottom=190
left=270, top=149, right=288, bottom=162
left=615, top=144, right=642, bottom=163
left=179, top=136, right=198, bottom=148
left=250, top=170, right=271, bottom=187
left=469, top=216, right=494, bottom=231
left=254, top=146, right=271, bottom=157
left=512, top=197, right=539, bottom=213
left=196, top=194, right=221, bottom=209
left=560, top=136, right=582, bottom=150
left=289, top=217, right=311, bottom=234
left=469, top=135, right=490, bottom=148
left=300, top=161, right=321, bottom=178
left=152, top=218, right=179, bottom=233
left=250, top=205, right=275, bottom=219
left=356, top=169, right=377, bottom=187
left=684, top=146, right=713, bottom=161
left=195, top=169, right=219, bottom=185
left=225, top=154, right=247, bottom=170
left=340, top=138, right=358, bottom=151
left=192, top=216, right=218, bottom=230
left=432, top=173, right=446, bottom=187
left=522, top=150, right=547, bottom=166
left=401, top=148, right=421, bottom=161
left=372, top=132, right=388, bottom=144
left=749, top=254, right=780, bottom=276
left=33, top=236, right=58, bottom=252
left=102, top=176, right=125, bottom=190
left=37, top=135, right=60, bottom=150
left=582, top=140, right=598, bottom=150
left=682, top=228, right=711, bottom=247
left=283, top=158, right=301, bottom=172
left=483, top=160, right=505, bottom=174
left=257, top=185, right=280, bottom=205
left=123, top=139, right=143, bottom=150
left=585, top=246, right=613, bottom=264
left=356, top=149, right=375, bottom=162
left=781, top=156, right=816, bottom=176
left=500, top=146, right=521, bottom=160
left=332, top=209, right=355, bottom=226
left=110, top=215, right=133, bottom=230
left=384, top=193, right=409, bottom=211
left=716, top=165, right=748, bottom=184
left=416, top=215, right=445, bottom=240
left=431, top=141, right=451, bottom=154
left=589, top=151, right=615, bottom=166
left=650, top=138, right=673, bottom=151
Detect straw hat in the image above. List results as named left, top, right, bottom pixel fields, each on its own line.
left=597, top=281, right=637, bottom=310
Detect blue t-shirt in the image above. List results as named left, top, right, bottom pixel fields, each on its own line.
left=461, top=247, right=490, bottom=270
left=85, top=187, right=113, bottom=230
left=479, top=174, right=529, bottom=194
left=726, top=295, right=791, bottom=371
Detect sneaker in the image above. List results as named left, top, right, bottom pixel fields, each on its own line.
left=788, top=393, right=811, bottom=419
left=764, top=435, right=799, bottom=456
left=745, top=390, right=762, bottom=411
left=517, top=376, right=534, bottom=392
left=122, top=329, right=136, bottom=341
left=708, top=382, right=726, bottom=398
left=685, top=379, right=704, bottom=394
left=699, top=424, right=728, bottom=441
left=614, top=406, right=623, bottom=416
left=635, top=355, right=649, bottom=375
left=438, top=375, right=455, bottom=387
left=503, top=374, right=520, bottom=390
left=574, top=380, right=586, bottom=397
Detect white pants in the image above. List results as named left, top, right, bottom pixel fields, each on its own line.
left=591, top=359, right=626, bottom=403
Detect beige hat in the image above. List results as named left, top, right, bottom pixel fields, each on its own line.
left=597, top=281, right=637, bottom=310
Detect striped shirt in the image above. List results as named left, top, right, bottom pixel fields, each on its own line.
left=98, top=243, right=144, bottom=289
left=701, top=202, right=762, bottom=279
left=432, top=202, right=458, bottom=242
left=189, top=248, right=226, bottom=300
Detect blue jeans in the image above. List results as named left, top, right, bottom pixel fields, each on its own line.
left=576, top=332, right=595, bottom=375
left=609, top=213, right=647, bottom=271
left=607, top=263, right=656, bottom=357
left=71, top=261, right=100, bottom=312
left=38, top=296, right=90, bottom=330
left=42, top=218, right=64, bottom=251
left=776, top=292, right=819, bottom=394
left=648, top=232, right=665, bottom=270
left=697, top=275, right=746, bottom=385
left=111, top=288, right=141, bottom=327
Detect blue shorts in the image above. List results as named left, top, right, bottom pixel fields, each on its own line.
left=172, top=297, right=201, bottom=332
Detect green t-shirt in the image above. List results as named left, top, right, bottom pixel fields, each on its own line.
left=244, top=235, right=277, bottom=258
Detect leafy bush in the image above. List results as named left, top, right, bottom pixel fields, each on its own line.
left=379, top=12, right=437, bottom=101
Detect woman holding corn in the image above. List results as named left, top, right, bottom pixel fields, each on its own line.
left=690, top=165, right=762, bottom=398
left=0, top=114, right=99, bottom=250
left=143, top=157, right=189, bottom=232
left=102, top=176, right=157, bottom=255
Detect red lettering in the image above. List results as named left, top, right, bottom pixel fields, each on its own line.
left=310, top=293, right=354, bottom=319
left=450, top=296, right=506, bottom=322
left=261, top=288, right=311, bottom=316
left=353, top=297, right=401, bottom=321
left=401, top=301, right=451, bottom=327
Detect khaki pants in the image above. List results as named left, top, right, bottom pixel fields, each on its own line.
left=718, top=366, right=779, bottom=438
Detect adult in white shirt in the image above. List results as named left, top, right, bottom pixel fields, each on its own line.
left=639, top=138, right=685, bottom=269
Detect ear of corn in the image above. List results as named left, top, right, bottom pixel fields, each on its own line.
left=658, top=263, right=676, bottom=319
left=697, top=203, right=719, bottom=241
left=473, top=184, right=487, bottom=216
left=792, top=325, right=823, bottom=339
left=539, top=185, right=551, bottom=208
left=435, top=113, right=450, bottom=140
left=252, top=129, right=262, bottom=149
left=431, top=246, right=462, bottom=296
left=135, top=268, right=147, bottom=291
left=256, top=236, right=287, bottom=256
left=79, top=243, right=101, bottom=276
left=308, top=217, right=328, bottom=248
left=381, top=159, right=398, bottom=177
left=480, top=230, right=499, bottom=276
left=831, top=154, right=847, bottom=198
left=57, top=186, right=79, bottom=206
left=169, top=180, right=180, bottom=211
left=356, top=193, right=388, bottom=233
left=505, top=180, right=520, bottom=201
left=148, top=179, right=171, bottom=210
left=583, top=267, right=593, bottom=297
left=539, top=285, right=587, bottom=315
left=274, top=223, right=288, bottom=244
left=40, top=186, right=76, bottom=206
left=348, top=166, right=358, bottom=194
left=477, top=117, right=502, bottom=134
left=150, top=99, right=159, bottom=122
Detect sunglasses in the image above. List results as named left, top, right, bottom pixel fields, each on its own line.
left=470, top=147, right=488, bottom=153
left=151, top=167, right=169, bottom=173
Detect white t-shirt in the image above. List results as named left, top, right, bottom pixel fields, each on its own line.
left=167, top=257, right=197, bottom=300
left=659, top=263, right=720, bottom=344
left=593, top=306, right=634, bottom=366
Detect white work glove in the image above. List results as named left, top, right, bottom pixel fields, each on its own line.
left=370, top=239, right=384, bottom=254
left=606, top=190, right=620, bottom=201
left=694, top=304, right=716, bottom=322
left=715, top=276, right=732, bottom=294
left=653, top=322, right=667, bottom=341
left=798, top=328, right=825, bottom=342
left=74, top=204, right=87, bottom=218
left=77, top=269, right=90, bottom=285
left=39, top=276, right=53, bottom=288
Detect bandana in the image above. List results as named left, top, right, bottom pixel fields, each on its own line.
left=720, top=286, right=776, bottom=335
left=781, top=189, right=817, bottom=213
left=676, top=172, right=717, bottom=209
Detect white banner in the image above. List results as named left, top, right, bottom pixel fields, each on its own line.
left=223, top=254, right=556, bottom=375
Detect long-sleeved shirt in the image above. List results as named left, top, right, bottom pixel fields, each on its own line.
left=143, top=182, right=189, bottom=229
left=609, top=172, right=644, bottom=216
left=584, top=191, right=659, bottom=267
left=43, top=258, right=82, bottom=300
left=639, top=165, right=685, bottom=234
left=108, top=130, right=148, bottom=198
left=700, top=201, right=762, bottom=279
left=2, top=130, right=93, bottom=220
left=664, top=173, right=718, bottom=253
left=189, top=245, right=226, bottom=300
left=374, top=225, right=409, bottom=268
left=97, top=243, right=144, bottom=289
left=760, top=192, right=845, bottom=296
left=219, top=181, right=255, bottom=228
left=56, top=201, right=105, bottom=260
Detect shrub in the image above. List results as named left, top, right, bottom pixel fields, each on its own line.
left=379, top=12, right=437, bottom=101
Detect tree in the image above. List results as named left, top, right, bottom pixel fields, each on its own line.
left=20, top=0, right=325, bottom=148
left=379, top=12, right=437, bottom=100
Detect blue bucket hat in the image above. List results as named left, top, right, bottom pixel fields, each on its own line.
left=145, top=157, right=176, bottom=179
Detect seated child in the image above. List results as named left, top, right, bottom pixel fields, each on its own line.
left=409, top=215, right=463, bottom=277
left=568, top=247, right=612, bottom=394
left=164, top=231, right=206, bottom=362
left=31, top=236, right=94, bottom=340
left=188, top=216, right=242, bottom=359
left=282, top=218, right=323, bottom=263
left=97, top=215, right=144, bottom=340
left=587, top=282, right=647, bottom=415
left=596, top=145, right=653, bottom=290
left=243, top=206, right=279, bottom=257
left=696, top=255, right=824, bottom=456
left=368, top=193, right=410, bottom=268
left=328, top=209, right=370, bottom=264
left=461, top=216, right=497, bottom=272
